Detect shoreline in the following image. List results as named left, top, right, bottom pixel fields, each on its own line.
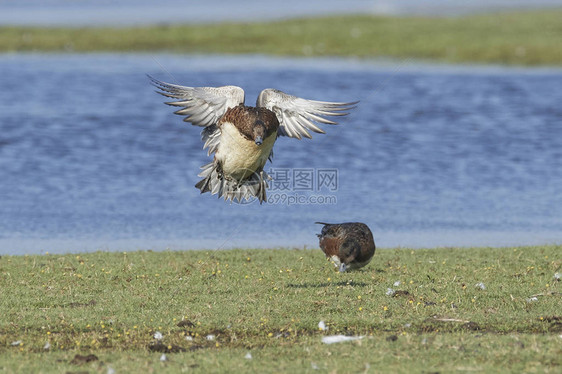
left=1, top=11, right=561, bottom=66
left=3, top=51, right=562, bottom=73
left=2, top=232, right=561, bottom=256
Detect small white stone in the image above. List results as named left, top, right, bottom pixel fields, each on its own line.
left=322, top=335, right=364, bottom=344
left=154, top=331, right=163, bottom=340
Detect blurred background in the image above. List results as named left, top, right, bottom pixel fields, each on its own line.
left=3, top=0, right=562, bottom=25
left=0, top=1, right=561, bottom=254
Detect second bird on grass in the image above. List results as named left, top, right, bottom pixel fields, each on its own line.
left=150, top=76, right=357, bottom=203
left=316, top=222, right=376, bottom=272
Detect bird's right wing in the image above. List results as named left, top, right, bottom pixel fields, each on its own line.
left=256, top=88, right=357, bottom=140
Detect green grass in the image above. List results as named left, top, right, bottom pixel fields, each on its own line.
left=1, top=11, right=562, bottom=65
left=0, top=245, right=560, bottom=372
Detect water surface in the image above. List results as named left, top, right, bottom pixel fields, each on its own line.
left=0, top=54, right=560, bottom=254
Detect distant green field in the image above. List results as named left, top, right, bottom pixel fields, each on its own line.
left=1, top=10, right=561, bottom=65
left=0, top=245, right=560, bottom=373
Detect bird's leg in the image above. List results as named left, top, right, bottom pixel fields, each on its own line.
left=215, top=161, right=225, bottom=180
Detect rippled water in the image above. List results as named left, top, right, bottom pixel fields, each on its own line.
left=0, top=54, right=561, bottom=254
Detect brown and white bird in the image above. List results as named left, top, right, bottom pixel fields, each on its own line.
left=316, top=222, right=376, bottom=272
left=149, top=76, right=356, bottom=203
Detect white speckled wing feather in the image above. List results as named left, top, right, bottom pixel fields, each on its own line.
left=256, top=88, right=357, bottom=140
left=149, top=76, right=245, bottom=128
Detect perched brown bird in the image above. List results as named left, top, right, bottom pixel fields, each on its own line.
left=149, top=76, right=357, bottom=203
left=316, top=222, right=376, bottom=272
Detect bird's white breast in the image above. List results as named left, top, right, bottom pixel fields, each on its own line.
left=216, top=122, right=276, bottom=180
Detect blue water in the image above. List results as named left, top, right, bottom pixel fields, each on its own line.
left=2, top=0, right=562, bottom=26
left=0, top=54, right=561, bottom=254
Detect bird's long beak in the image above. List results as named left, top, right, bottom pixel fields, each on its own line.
left=339, top=263, right=347, bottom=273
left=255, top=136, right=263, bottom=146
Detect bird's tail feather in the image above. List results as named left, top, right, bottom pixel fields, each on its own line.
left=196, top=162, right=270, bottom=204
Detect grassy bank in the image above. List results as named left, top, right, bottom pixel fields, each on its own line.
left=0, top=245, right=560, bottom=372
left=1, top=11, right=562, bottom=65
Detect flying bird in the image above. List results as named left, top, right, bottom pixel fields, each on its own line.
left=316, top=222, right=376, bottom=272
left=149, top=76, right=356, bottom=203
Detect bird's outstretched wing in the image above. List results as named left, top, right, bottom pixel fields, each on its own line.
left=148, top=75, right=245, bottom=128
left=256, top=88, right=357, bottom=139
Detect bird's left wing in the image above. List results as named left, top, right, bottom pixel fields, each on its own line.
left=256, top=88, right=357, bottom=139
left=149, top=75, right=245, bottom=128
